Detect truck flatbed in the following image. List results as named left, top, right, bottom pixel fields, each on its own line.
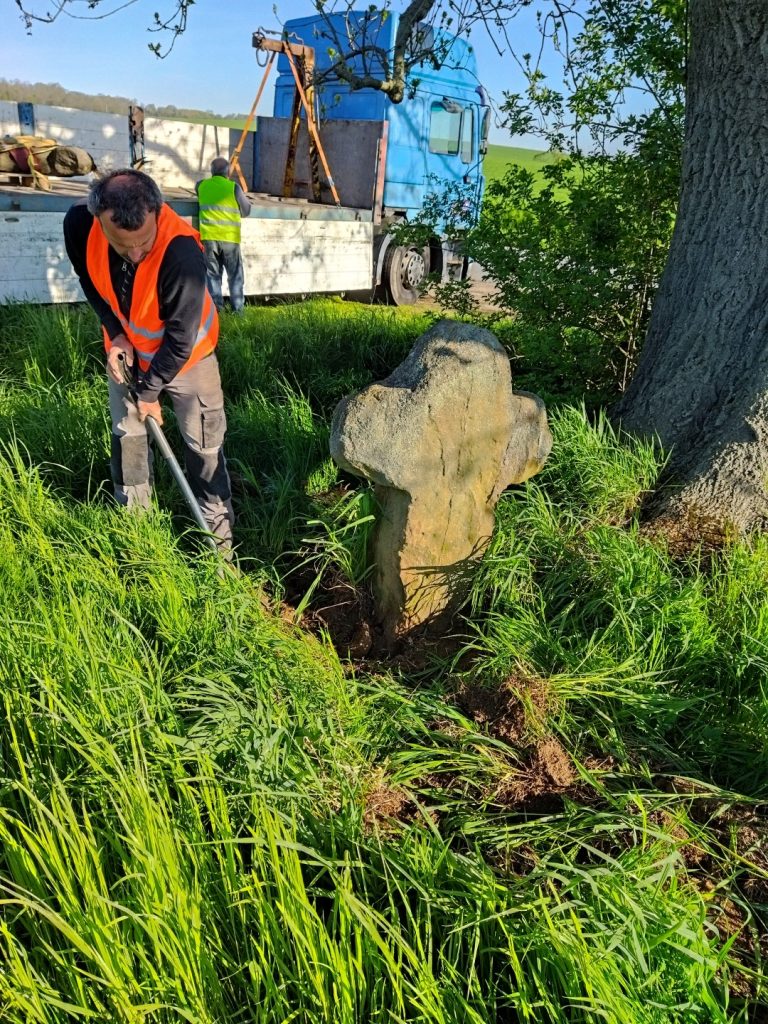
left=0, top=179, right=373, bottom=304
left=0, top=179, right=369, bottom=221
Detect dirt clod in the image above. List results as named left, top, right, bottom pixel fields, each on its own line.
left=456, top=672, right=551, bottom=746
left=494, top=736, right=577, bottom=807
left=536, top=737, right=577, bottom=787
left=362, top=774, right=414, bottom=832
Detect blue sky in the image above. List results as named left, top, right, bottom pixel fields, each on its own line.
left=2, top=0, right=551, bottom=147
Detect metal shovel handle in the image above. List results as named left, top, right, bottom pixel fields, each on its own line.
left=116, top=353, right=219, bottom=553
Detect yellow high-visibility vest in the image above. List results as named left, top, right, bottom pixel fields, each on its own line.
left=198, top=176, right=241, bottom=244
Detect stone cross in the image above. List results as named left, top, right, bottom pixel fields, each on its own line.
left=330, top=319, right=552, bottom=644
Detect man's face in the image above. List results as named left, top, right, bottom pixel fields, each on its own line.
left=99, top=210, right=158, bottom=265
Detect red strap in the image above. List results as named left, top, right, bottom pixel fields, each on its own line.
left=9, top=148, right=30, bottom=173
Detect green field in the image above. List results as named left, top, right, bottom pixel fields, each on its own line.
left=483, top=142, right=562, bottom=182
left=0, top=298, right=766, bottom=1021
left=183, top=114, right=251, bottom=130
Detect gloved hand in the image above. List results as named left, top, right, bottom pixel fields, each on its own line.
left=106, top=334, right=134, bottom=384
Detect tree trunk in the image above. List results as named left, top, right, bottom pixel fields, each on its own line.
left=615, top=0, right=768, bottom=534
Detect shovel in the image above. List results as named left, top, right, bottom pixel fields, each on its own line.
left=116, top=352, right=219, bottom=554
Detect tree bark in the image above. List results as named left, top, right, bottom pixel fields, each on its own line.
left=615, top=0, right=768, bottom=533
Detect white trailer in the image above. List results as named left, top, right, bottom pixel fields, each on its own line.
left=0, top=179, right=374, bottom=305
left=0, top=103, right=381, bottom=306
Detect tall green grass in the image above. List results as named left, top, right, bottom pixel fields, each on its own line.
left=0, top=298, right=765, bottom=1021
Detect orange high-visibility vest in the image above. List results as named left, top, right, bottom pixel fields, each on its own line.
left=86, top=203, right=219, bottom=375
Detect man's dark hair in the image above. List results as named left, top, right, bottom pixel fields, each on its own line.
left=87, top=168, right=163, bottom=230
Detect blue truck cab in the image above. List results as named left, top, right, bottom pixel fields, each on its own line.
left=272, top=12, right=489, bottom=303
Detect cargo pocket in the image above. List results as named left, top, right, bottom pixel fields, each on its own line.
left=200, top=399, right=226, bottom=452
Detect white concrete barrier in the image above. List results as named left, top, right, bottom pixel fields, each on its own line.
left=142, top=117, right=228, bottom=190
left=0, top=103, right=235, bottom=186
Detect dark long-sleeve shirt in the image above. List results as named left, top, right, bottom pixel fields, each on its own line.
left=234, top=181, right=252, bottom=218
left=63, top=201, right=209, bottom=403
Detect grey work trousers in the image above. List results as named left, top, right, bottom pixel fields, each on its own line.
left=108, top=353, right=234, bottom=545
left=203, top=240, right=245, bottom=312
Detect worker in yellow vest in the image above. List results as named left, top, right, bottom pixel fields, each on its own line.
left=196, top=157, right=251, bottom=313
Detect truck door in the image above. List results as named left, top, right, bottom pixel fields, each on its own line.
left=424, top=98, right=480, bottom=223
left=383, top=96, right=428, bottom=216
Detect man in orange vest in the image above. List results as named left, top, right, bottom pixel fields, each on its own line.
left=63, top=168, right=234, bottom=549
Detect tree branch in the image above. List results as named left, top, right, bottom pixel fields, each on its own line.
left=14, top=0, right=191, bottom=57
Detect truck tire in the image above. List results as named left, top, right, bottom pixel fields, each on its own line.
left=382, top=244, right=429, bottom=305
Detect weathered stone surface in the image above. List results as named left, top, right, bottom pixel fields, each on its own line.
left=330, top=319, right=551, bottom=642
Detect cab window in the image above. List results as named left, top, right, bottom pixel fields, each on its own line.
left=479, top=106, right=490, bottom=154
left=460, top=107, right=474, bottom=163
left=429, top=102, right=461, bottom=155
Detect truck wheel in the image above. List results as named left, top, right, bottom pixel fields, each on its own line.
left=383, top=244, right=429, bottom=305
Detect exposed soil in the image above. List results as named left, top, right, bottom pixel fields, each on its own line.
left=280, top=565, right=591, bottom=816
left=492, top=736, right=578, bottom=807
left=362, top=772, right=416, bottom=832
left=444, top=673, right=608, bottom=812
left=282, top=566, right=472, bottom=668
left=647, top=809, right=710, bottom=869
left=411, top=264, right=503, bottom=316
left=454, top=672, right=552, bottom=746
left=281, top=566, right=376, bottom=660
left=640, top=504, right=736, bottom=560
